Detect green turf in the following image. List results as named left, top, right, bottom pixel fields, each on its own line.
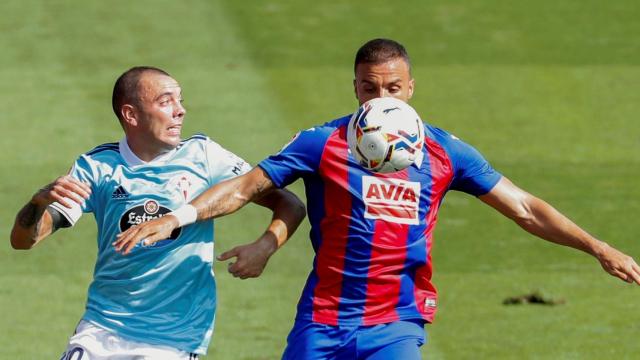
left=1, top=0, right=639, bottom=359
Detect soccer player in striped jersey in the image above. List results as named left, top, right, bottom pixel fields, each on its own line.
left=115, top=40, right=640, bottom=359
left=10, top=66, right=305, bottom=359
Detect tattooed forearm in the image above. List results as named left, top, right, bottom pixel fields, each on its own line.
left=255, top=177, right=271, bottom=193
left=195, top=173, right=274, bottom=220
left=17, top=202, right=45, bottom=228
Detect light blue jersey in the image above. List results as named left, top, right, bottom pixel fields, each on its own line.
left=50, top=134, right=251, bottom=354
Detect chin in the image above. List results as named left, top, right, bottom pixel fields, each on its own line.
left=162, top=137, right=182, bottom=150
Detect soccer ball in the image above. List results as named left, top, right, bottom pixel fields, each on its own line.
left=347, top=97, right=425, bottom=173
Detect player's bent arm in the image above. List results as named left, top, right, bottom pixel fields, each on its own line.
left=193, top=167, right=277, bottom=221
left=115, top=167, right=281, bottom=254
left=251, top=188, right=306, bottom=253
left=479, top=177, right=640, bottom=284
left=218, top=188, right=306, bottom=279
left=10, top=176, right=89, bottom=250
left=10, top=202, right=56, bottom=249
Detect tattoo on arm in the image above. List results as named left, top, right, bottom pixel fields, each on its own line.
left=255, top=177, right=271, bottom=193
left=17, top=202, right=44, bottom=228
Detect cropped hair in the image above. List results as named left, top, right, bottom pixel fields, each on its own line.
left=112, top=66, right=170, bottom=121
left=354, top=38, right=411, bottom=74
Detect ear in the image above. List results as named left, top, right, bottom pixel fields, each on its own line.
left=121, top=104, right=138, bottom=127
left=353, top=78, right=358, bottom=100
left=407, top=78, right=415, bottom=100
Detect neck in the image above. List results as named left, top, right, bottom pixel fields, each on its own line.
left=125, top=136, right=171, bottom=162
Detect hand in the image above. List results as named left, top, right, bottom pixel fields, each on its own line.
left=32, top=176, right=91, bottom=208
left=217, top=233, right=278, bottom=279
left=113, top=215, right=179, bottom=255
left=595, top=243, right=640, bottom=285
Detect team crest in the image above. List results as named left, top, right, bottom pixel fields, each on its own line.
left=143, top=200, right=159, bottom=214
left=168, top=174, right=196, bottom=201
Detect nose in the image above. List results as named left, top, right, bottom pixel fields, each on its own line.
left=174, top=100, right=186, bottom=118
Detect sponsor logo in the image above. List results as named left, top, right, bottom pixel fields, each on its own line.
left=119, top=200, right=181, bottom=248
left=362, top=176, right=420, bottom=225
left=425, top=298, right=437, bottom=308
left=111, top=185, right=130, bottom=199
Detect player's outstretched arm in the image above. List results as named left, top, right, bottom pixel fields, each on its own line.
left=479, top=177, right=640, bottom=285
left=114, top=167, right=285, bottom=254
left=217, top=187, right=306, bottom=279
left=10, top=176, right=90, bottom=249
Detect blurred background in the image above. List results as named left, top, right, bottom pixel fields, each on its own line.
left=1, top=0, right=638, bottom=358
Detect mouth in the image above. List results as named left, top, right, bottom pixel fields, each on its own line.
left=167, top=124, right=182, bottom=136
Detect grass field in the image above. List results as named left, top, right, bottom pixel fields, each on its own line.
left=1, top=1, right=639, bottom=358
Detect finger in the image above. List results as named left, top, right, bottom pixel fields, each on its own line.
left=64, top=177, right=92, bottom=194
left=613, top=269, right=635, bottom=284
left=113, top=226, right=138, bottom=249
left=50, top=191, right=74, bottom=208
left=51, top=185, right=85, bottom=205
left=123, top=232, right=152, bottom=255
left=62, top=180, right=92, bottom=199
left=627, top=264, right=640, bottom=285
left=123, top=227, right=158, bottom=254
left=115, top=227, right=146, bottom=252
left=217, top=248, right=239, bottom=261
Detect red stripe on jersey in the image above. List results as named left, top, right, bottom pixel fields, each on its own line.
left=366, top=204, right=418, bottom=219
left=362, top=170, right=410, bottom=325
left=312, top=127, right=351, bottom=325
left=414, top=137, right=454, bottom=322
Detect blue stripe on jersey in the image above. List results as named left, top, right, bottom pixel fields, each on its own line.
left=337, top=163, right=375, bottom=325
left=86, top=143, right=119, bottom=156
left=295, top=175, right=326, bottom=318
left=181, top=133, right=207, bottom=143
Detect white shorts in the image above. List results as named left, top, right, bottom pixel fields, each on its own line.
left=60, top=320, right=199, bottom=360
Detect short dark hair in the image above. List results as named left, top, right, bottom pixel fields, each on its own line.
left=354, top=38, right=411, bottom=74
left=112, top=66, right=171, bottom=121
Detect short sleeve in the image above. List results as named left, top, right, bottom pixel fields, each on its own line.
left=258, top=127, right=330, bottom=188
left=427, top=126, right=501, bottom=196
left=48, top=155, right=96, bottom=226
left=205, top=140, right=252, bottom=185
left=448, top=138, right=502, bottom=196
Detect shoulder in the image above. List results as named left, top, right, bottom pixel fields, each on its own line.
left=84, top=142, right=119, bottom=157
left=179, top=133, right=210, bottom=148
left=79, top=142, right=120, bottom=166
left=320, top=114, right=351, bottom=130
left=425, top=124, right=477, bottom=157
left=293, top=114, right=351, bottom=144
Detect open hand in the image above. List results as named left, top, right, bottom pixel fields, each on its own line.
left=596, top=243, right=640, bottom=285
left=113, top=215, right=179, bottom=255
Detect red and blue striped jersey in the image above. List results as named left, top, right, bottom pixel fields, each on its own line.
left=258, top=115, right=501, bottom=326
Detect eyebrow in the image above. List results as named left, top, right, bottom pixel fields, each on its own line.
left=361, top=79, right=402, bottom=85
left=153, top=90, right=182, bottom=102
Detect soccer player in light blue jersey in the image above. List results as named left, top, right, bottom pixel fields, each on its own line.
left=10, top=66, right=306, bottom=359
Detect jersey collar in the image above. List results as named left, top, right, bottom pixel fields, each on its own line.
left=119, top=138, right=177, bottom=167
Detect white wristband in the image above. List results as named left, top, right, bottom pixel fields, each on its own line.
left=170, top=204, right=197, bottom=227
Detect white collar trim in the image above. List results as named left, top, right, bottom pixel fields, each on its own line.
left=119, top=138, right=176, bottom=167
